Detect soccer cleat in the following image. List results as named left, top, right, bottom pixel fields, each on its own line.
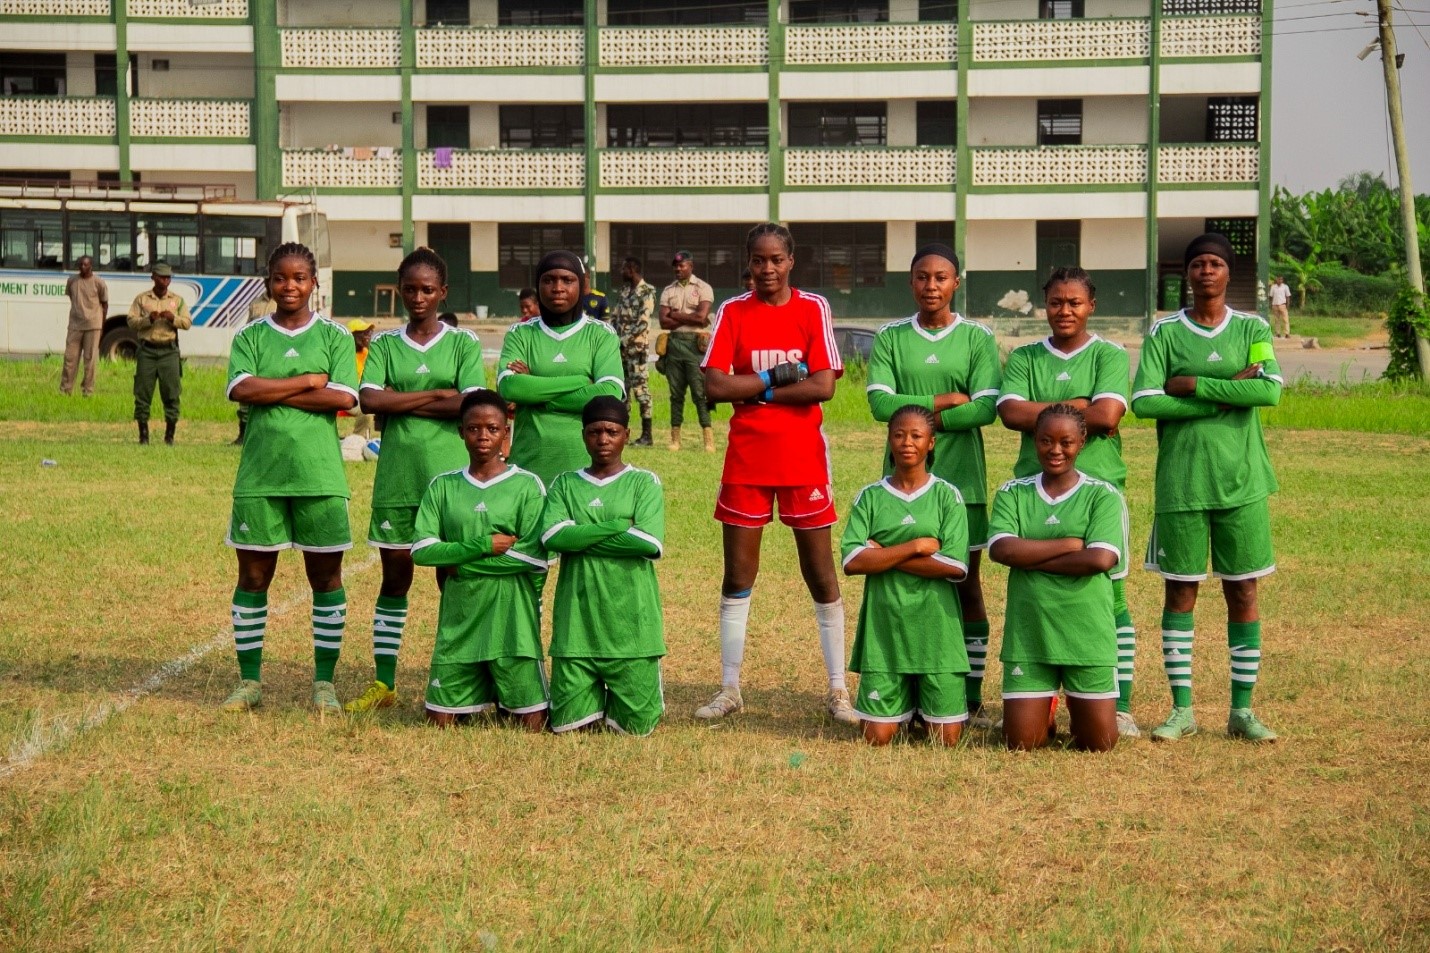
left=312, top=680, right=343, bottom=715
left=1150, top=706, right=1198, bottom=743
left=694, top=686, right=743, bottom=720
left=1227, top=708, right=1278, bottom=743
left=825, top=687, right=860, bottom=725
left=343, top=679, right=398, bottom=713
left=221, top=679, right=262, bottom=712
left=1116, top=710, right=1141, bottom=738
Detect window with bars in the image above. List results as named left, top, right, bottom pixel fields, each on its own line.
left=500, top=105, right=585, bottom=149
left=498, top=224, right=586, bottom=289
left=1162, top=0, right=1260, bottom=14
left=499, top=0, right=582, bottom=25
left=425, top=0, right=470, bottom=25
left=1039, top=0, right=1085, bottom=18
left=1204, top=218, right=1256, bottom=257
left=792, top=222, right=886, bottom=292
left=787, top=103, right=888, bottom=147
left=1038, top=100, right=1083, bottom=146
left=789, top=0, right=888, bottom=23
left=607, top=0, right=764, bottom=25
left=606, top=104, right=768, bottom=148
left=1206, top=97, right=1258, bottom=142
left=919, top=0, right=958, bottom=20
left=608, top=224, right=749, bottom=290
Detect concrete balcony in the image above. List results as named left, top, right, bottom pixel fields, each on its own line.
left=0, top=96, right=115, bottom=138
left=417, top=149, right=584, bottom=190
left=784, top=22, right=956, bottom=66
left=972, top=145, right=1148, bottom=188
left=0, top=0, right=110, bottom=14
left=785, top=147, right=955, bottom=188
left=282, top=148, right=401, bottom=189
left=280, top=28, right=400, bottom=68
left=597, top=26, right=768, bottom=68
left=1159, top=15, right=1261, bottom=58
left=1157, top=143, right=1258, bottom=184
left=598, top=148, right=768, bottom=189
left=973, top=18, right=1150, bottom=63
left=131, top=0, right=247, bottom=15
left=416, top=26, right=584, bottom=69
left=130, top=99, right=250, bottom=139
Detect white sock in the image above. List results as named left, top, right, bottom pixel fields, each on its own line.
left=814, top=599, right=847, bottom=691
left=719, top=592, right=751, bottom=689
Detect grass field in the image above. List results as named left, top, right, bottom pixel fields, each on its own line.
left=1, top=358, right=1428, bottom=951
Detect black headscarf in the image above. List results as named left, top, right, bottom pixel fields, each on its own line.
left=1183, top=233, right=1235, bottom=272
left=582, top=395, right=629, bottom=428
left=535, top=250, right=585, bottom=326
left=910, top=243, right=960, bottom=274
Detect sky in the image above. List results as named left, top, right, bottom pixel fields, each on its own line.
left=1271, top=1, right=1430, bottom=194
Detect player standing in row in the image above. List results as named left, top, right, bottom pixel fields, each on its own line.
left=498, top=251, right=625, bottom=486
left=345, top=248, right=486, bottom=714
left=543, top=396, right=667, bottom=736
left=988, top=404, right=1124, bottom=752
left=694, top=223, right=857, bottom=725
left=865, top=244, right=1001, bottom=725
left=221, top=243, right=360, bottom=714
left=842, top=405, right=971, bottom=746
left=1132, top=233, right=1281, bottom=743
left=996, top=267, right=1138, bottom=737
left=412, top=391, right=550, bottom=729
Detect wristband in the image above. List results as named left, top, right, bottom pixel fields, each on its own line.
left=757, top=369, right=772, bottom=389
left=763, top=387, right=775, bottom=402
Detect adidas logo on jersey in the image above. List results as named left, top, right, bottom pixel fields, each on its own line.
left=901, top=514, right=916, bottom=525
left=474, top=502, right=487, bottom=512
left=380, top=520, right=393, bottom=530
left=1207, top=350, right=1222, bottom=362
left=809, top=488, right=825, bottom=502
left=924, top=354, right=940, bottom=364
left=415, top=363, right=430, bottom=374
left=1056, top=371, right=1072, bottom=381
left=238, top=522, right=250, bottom=532
left=430, top=678, right=441, bottom=687
left=1011, top=665, right=1024, bottom=676
left=1157, top=548, right=1167, bottom=558
left=552, top=353, right=568, bottom=363
left=284, top=347, right=300, bottom=358
left=589, top=497, right=604, bottom=507
left=1045, top=514, right=1061, bottom=525
left=867, top=690, right=881, bottom=701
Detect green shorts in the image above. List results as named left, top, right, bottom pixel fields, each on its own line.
left=425, top=656, right=549, bottom=715
left=1144, top=499, right=1275, bottom=582
left=855, top=670, right=969, bottom=724
left=549, top=656, right=664, bottom=736
left=368, top=504, right=419, bottom=548
left=966, top=504, right=989, bottom=552
left=227, top=496, right=352, bottom=553
left=1003, top=661, right=1118, bottom=700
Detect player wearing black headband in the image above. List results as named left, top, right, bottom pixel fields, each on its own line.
left=542, top=396, right=667, bottom=735
left=497, top=251, right=626, bottom=485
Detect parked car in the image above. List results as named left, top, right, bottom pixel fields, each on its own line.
left=832, top=325, right=876, bottom=364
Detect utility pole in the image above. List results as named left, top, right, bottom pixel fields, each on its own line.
left=1375, top=0, right=1430, bottom=376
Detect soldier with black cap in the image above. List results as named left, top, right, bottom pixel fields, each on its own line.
left=658, top=249, right=715, bottom=452
left=127, top=261, right=191, bottom=444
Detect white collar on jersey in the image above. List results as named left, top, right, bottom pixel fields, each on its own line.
left=880, top=474, right=938, bottom=504
left=577, top=464, right=634, bottom=487
left=1036, top=471, right=1087, bottom=506
left=262, top=313, right=325, bottom=337
left=1177, top=306, right=1233, bottom=339
left=463, top=465, right=518, bottom=490
left=536, top=315, right=591, bottom=342
left=907, top=313, right=963, bottom=343
left=1039, top=334, right=1100, bottom=361
left=399, top=321, right=449, bottom=352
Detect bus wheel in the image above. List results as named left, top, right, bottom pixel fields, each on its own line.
left=100, top=326, right=138, bottom=361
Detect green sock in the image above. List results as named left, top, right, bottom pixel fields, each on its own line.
left=1113, top=577, right=1136, bottom=714
left=231, top=587, right=267, bottom=682
left=1228, top=620, right=1262, bottom=709
left=372, top=594, right=408, bottom=689
left=964, top=620, right=989, bottom=709
left=1161, top=610, right=1194, bottom=708
left=311, top=587, right=346, bottom=683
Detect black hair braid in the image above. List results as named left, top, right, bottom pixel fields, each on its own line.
left=267, top=241, right=317, bottom=278
left=1042, top=265, right=1096, bottom=299
left=399, top=245, right=448, bottom=285
left=1036, top=401, right=1088, bottom=440
left=746, top=222, right=795, bottom=256
left=887, top=403, right=940, bottom=469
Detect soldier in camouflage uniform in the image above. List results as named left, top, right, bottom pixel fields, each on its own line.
left=608, top=256, right=657, bottom=446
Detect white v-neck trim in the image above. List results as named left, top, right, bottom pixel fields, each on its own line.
left=1036, top=471, right=1086, bottom=506
left=1178, top=307, right=1232, bottom=339
left=908, top=313, right=961, bottom=343
left=264, top=313, right=321, bottom=338
left=578, top=464, right=633, bottom=487
left=400, top=321, right=449, bottom=353
left=1040, top=334, right=1099, bottom=361
left=463, top=465, right=518, bottom=490
left=537, top=315, right=590, bottom=341
left=880, top=474, right=937, bottom=504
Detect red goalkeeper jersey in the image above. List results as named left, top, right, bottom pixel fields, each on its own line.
left=701, top=289, right=843, bottom=487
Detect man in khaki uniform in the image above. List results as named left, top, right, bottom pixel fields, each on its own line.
left=62, top=256, right=108, bottom=397
left=127, top=262, right=191, bottom=445
left=658, top=250, right=715, bottom=452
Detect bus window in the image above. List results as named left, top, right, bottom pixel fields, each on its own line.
left=0, top=209, right=64, bottom=269
left=295, top=211, right=332, bottom=269
left=68, top=211, right=136, bottom=271
left=203, top=215, right=268, bottom=276
left=139, top=214, right=199, bottom=272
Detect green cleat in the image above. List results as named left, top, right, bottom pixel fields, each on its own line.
left=221, top=679, right=262, bottom=712
left=1150, top=706, right=1198, bottom=743
left=343, top=679, right=397, bottom=714
left=312, top=680, right=343, bottom=715
left=1227, top=708, right=1278, bottom=743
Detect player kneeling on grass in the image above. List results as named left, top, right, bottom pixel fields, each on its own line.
left=988, top=403, right=1124, bottom=753
left=542, top=396, right=667, bottom=735
left=411, top=391, right=550, bottom=730
left=841, top=405, right=971, bottom=746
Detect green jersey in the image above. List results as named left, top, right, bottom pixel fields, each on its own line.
left=227, top=314, right=360, bottom=499
left=497, top=315, right=625, bottom=485
left=865, top=315, right=1001, bottom=505
left=542, top=465, right=666, bottom=659
left=999, top=335, right=1130, bottom=487
left=988, top=473, right=1125, bottom=667
left=411, top=466, right=549, bottom=662
left=1131, top=308, right=1282, bottom=513
left=841, top=476, right=970, bottom=675
left=362, top=324, right=487, bottom=507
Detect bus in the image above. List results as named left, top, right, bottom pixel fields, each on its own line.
left=0, top=181, right=331, bottom=360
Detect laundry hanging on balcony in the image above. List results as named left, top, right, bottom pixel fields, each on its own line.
left=433, top=147, right=454, bottom=169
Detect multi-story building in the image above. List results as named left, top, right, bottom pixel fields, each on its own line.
left=0, top=0, right=1270, bottom=318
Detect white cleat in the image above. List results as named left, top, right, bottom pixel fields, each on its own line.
left=694, top=686, right=744, bottom=720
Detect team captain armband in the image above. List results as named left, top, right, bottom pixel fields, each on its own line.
left=1248, top=341, right=1275, bottom=365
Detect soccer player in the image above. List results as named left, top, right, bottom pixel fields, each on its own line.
left=694, top=222, right=857, bottom=725
left=842, top=405, right=970, bottom=746
left=345, top=247, right=486, bottom=714
left=865, top=243, right=1001, bottom=725
left=1132, top=233, right=1281, bottom=744
left=542, top=396, right=666, bottom=735
left=988, top=404, right=1124, bottom=753
left=996, top=267, right=1139, bottom=737
left=497, top=251, right=625, bottom=485
left=221, top=242, right=359, bottom=714
left=411, top=391, right=550, bottom=730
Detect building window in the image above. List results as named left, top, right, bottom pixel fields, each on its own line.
left=916, top=101, right=956, bottom=147
left=788, top=103, right=887, bottom=148
left=789, top=1, right=888, bottom=23
left=1, top=53, right=66, bottom=96
left=498, top=223, right=585, bottom=289
left=1037, top=99, right=1082, bottom=146
left=919, top=0, right=958, bottom=19
left=1204, top=218, right=1256, bottom=258
left=1163, top=0, right=1260, bottom=14
left=1039, top=0, right=1084, bottom=18
left=1206, top=97, right=1258, bottom=142
left=915, top=221, right=957, bottom=252
left=95, top=54, right=138, bottom=98
left=425, top=0, right=469, bottom=25
left=606, top=104, right=768, bottom=148
left=499, top=0, right=582, bottom=25
left=427, top=105, right=470, bottom=149
left=1036, top=220, right=1080, bottom=280
left=500, top=105, right=585, bottom=149
left=794, top=222, right=885, bottom=292
left=608, top=224, right=748, bottom=290
left=607, top=0, right=763, bottom=24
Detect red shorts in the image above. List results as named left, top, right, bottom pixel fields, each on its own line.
left=714, top=483, right=837, bottom=530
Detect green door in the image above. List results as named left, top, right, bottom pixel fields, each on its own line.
left=1036, top=221, right=1080, bottom=285
left=427, top=222, right=470, bottom=314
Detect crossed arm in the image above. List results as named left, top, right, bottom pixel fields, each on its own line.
left=229, top=373, right=357, bottom=412
left=987, top=535, right=1117, bottom=577
left=844, top=537, right=967, bottom=581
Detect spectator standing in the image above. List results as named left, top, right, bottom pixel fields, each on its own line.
left=1268, top=275, right=1292, bottom=340
left=345, top=319, right=376, bottom=440
left=234, top=291, right=275, bottom=445
left=659, top=250, right=715, bottom=452
left=62, top=256, right=108, bottom=397
left=608, top=256, right=658, bottom=446
left=126, top=262, right=191, bottom=445
left=581, top=263, right=608, bottom=322
left=518, top=287, right=540, bottom=318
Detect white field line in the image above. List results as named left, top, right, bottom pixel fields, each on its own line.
left=0, top=554, right=379, bottom=781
